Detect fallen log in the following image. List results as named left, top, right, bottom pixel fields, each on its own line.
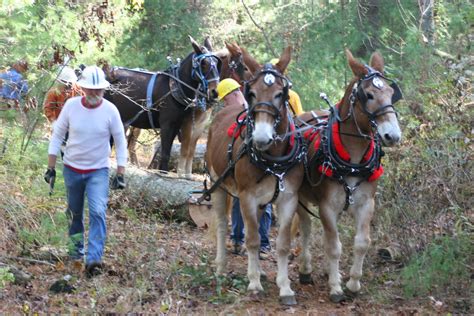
left=148, top=142, right=206, bottom=172
left=109, top=163, right=207, bottom=224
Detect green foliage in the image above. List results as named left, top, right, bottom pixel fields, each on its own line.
left=0, top=267, right=15, bottom=289
left=171, top=253, right=247, bottom=304
left=401, top=234, right=472, bottom=297
left=0, top=122, right=68, bottom=252
left=115, top=0, right=206, bottom=70
left=18, top=211, right=69, bottom=251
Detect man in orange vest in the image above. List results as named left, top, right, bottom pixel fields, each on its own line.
left=43, top=66, right=82, bottom=125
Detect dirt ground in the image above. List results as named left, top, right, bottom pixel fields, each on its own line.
left=0, top=131, right=461, bottom=314
left=0, top=203, right=446, bottom=315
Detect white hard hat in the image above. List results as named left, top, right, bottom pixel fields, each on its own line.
left=76, top=65, right=110, bottom=89
left=57, top=66, right=77, bottom=84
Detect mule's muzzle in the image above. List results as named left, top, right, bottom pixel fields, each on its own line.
left=253, top=137, right=273, bottom=151
left=381, top=132, right=401, bottom=146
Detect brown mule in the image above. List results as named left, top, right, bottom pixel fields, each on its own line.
left=205, top=46, right=305, bottom=305
left=177, top=42, right=252, bottom=179
left=296, top=49, right=402, bottom=302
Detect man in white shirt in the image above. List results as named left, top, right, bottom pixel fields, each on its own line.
left=45, top=65, right=127, bottom=277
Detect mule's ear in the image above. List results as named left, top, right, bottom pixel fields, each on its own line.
left=346, top=49, right=367, bottom=78
left=226, top=42, right=241, bottom=56
left=241, top=46, right=261, bottom=75
left=189, top=35, right=203, bottom=54
left=369, top=51, right=384, bottom=74
left=204, top=36, right=213, bottom=52
left=275, top=46, right=292, bottom=74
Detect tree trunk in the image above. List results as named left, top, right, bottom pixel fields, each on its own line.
left=109, top=163, right=206, bottom=223
left=419, top=0, right=435, bottom=45
left=357, top=0, right=381, bottom=55
left=148, top=141, right=207, bottom=173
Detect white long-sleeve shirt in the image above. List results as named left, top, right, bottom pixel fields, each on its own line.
left=48, top=96, right=127, bottom=169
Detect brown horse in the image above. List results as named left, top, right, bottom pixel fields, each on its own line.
left=103, top=36, right=221, bottom=170
left=176, top=42, right=251, bottom=178
left=205, top=46, right=306, bottom=305
left=296, top=49, right=402, bottom=302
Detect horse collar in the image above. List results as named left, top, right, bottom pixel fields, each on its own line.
left=307, top=113, right=384, bottom=210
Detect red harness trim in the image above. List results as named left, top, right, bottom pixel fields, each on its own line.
left=305, top=117, right=383, bottom=182
left=227, top=113, right=247, bottom=138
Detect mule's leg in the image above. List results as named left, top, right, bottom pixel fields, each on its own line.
left=127, top=127, right=141, bottom=165
left=296, top=204, right=313, bottom=284
left=275, top=194, right=299, bottom=305
left=184, top=110, right=210, bottom=177
left=158, top=124, right=179, bottom=172
left=213, top=188, right=229, bottom=275
left=346, top=198, right=375, bottom=293
left=177, top=117, right=192, bottom=178
left=320, top=202, right=344, bottom=302
left=240, top=195, right=263, bottom=293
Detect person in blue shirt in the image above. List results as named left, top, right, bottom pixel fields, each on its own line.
left=0, top=60, right=29, bottom=106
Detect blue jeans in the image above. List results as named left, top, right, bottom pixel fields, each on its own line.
left=63, top=166, right=109, bottom=265
left=231, top=198, right=272, bottom=250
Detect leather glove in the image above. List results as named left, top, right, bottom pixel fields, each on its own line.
left=44, top=167, right=56, bottom=184
left=111, top=173, right=126, bottom=190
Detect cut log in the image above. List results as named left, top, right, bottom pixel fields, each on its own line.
left=109, top=163, right=208, bottom=225
left=148, top=142, right=206, bottom=172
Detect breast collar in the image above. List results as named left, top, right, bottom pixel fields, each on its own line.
left=304, top=105, right=385, bottom=210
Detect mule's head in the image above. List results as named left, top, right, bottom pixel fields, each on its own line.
left=243, top=46, right=292, bottom=151
left=346, top=49, right=403, bottom=146
left=190, top=36, right=222, bottom=101
left=218, top=42, right=252, bottom=84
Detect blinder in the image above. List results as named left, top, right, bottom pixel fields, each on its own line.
left=191, top=53, right=221, bottom=84
left=243, top=63, right=291, bottom=131
left=390, top=81, right=403, bottom=104
left=354, top=66, right=403, bottom=120
left=244, top=63, right=290, bottom=105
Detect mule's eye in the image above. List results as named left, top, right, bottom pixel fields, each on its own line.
left=367, top=93, right=374, bottom=100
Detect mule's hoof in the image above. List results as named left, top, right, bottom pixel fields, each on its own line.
left=280, top=295, right=297, bottom=306
left=344, top=288, right=358, bottom=300
left=299, top=273, right=313, bottom=285
left=329, top=293, right=346, bottom=303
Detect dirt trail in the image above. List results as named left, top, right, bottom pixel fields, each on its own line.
left=0, top=206, right=435, bottom=315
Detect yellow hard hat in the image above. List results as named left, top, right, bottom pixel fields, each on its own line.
left=270, top=58, right=279, bottom=65
left=217, top=78, right=241, bottom=101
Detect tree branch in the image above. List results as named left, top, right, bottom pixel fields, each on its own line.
left=241, top=0, right=278, bottom=58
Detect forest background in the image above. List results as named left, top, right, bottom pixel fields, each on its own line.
left=0, top=0, right=472, bottom=314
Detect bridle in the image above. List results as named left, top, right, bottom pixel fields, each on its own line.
left=244, top=63, right=290, bottom=136
left=227, top=53, right=246, bottom=85
left=337, top=66, right=403, bottom=139
left=190, top=52, right=221, bottom=108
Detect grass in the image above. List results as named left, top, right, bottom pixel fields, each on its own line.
left=401, top=233, right=472, bottom=298
left=0, top=267, right=15, bottom=289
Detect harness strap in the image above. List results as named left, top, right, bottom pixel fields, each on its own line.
left=196, top=144, right=247, bottom=204
left=298, top=200, right=320, bottom=219
left=146, top=73, right=158, bottom=129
